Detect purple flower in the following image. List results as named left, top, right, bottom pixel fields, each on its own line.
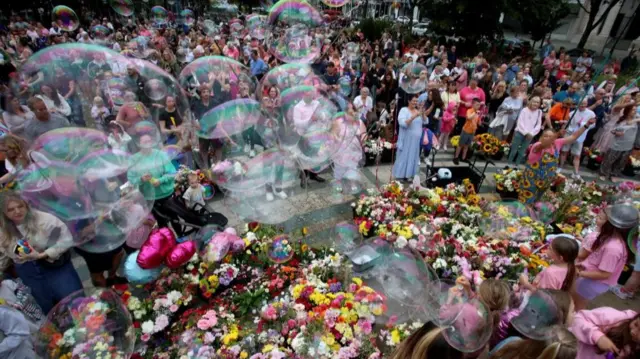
left=329, top=282, right=342, bottom=293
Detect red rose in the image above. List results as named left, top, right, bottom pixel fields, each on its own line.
left=248, top=222, right=260, bottom=231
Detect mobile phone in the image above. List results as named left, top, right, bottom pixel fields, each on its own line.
left=13, top=244, right=20, bottom=255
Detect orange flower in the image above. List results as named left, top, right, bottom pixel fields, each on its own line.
left=49, top=333, right=62, bottom=349
left=86, top=314, right=106, bottom=332
left=519, top=245, right=532, bottom=256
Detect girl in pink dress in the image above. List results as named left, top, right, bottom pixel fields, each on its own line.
left=438, top=101, right=457, bottom=150
left=570, top=308, right=640, bottom=358
left=575, top=204, right=639, bottom=310
left=519, top=235, right=579, bottom=291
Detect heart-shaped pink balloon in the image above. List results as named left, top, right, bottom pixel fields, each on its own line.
left=166, top=240, right=197, bottom=269
left=137, top=228, right=176, bottom=269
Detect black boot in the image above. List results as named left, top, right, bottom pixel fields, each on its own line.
left=308, top=172, right=326, bottom=183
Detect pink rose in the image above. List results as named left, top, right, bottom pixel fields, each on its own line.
left=197, top=319, right=212, bottom=330
left=141, top=333, right=151, bottom=342
left=169, top=304, right=179, bottom=313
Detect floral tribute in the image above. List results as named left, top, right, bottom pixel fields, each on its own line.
left=123, top=223, right=391, bottom=359
left=494, top=168, right=522, bottom=194
left=472, top=133, right=501, bottom=156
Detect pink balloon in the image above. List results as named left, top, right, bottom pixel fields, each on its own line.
left=137, top=228, right=176, bottom=269
left=166, top=240, right=197, bottom=269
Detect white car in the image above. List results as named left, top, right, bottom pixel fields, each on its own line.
left=411, top=22, right=430, bottom=36
left=397, top=16, right=411, bottom=24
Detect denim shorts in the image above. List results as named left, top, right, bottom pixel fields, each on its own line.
left=459, top=131, right=474, bottom=146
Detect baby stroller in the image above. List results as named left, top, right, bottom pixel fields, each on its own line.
left=152, top=195, right=228, bottom=237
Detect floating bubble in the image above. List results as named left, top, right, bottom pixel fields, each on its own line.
left=29, top=128, right=109, bottom=165
left=131, top=121, right=162, bottom=149
left=266, top=0, right=325, bottom=63
left=322, top=0, right=349, bottom=7
left=180, top=9, right=195, bottom=26
left=345, top=42, right=360, bottom=62
left=52, top=6, right=79, bottom=32
left=36, top=288, right=135, bottom=359
left=330, top=112, right=365, bottom=195
left=442, top=298, right=494, bottom=353
left=511, top=290, right=565, bottom=340
left=178, top=56, right=255, bottom=101
left=246, top=14, right=267, bottom=40
left=76, top=149, right=131, bottom=182
left=151, top=6, right=169, bottom=26
left=259, top=63, right=324, bottom=101
left=629, top=226, right=639, bottom=255
left=268, top=234, right=294, bottom=263
left=91, top=25, right=110, bottom=38
left=399, top=62, right=429, bottom=94
left=144, top=78, right=168, bottom=101
left=197, top=99, right=263, bottom=140
left=110, top=0, right=134, bottom=16
left=106, top=78, right=128, bottom=106
left=333, top=222, right=361, bottom=253
left=338, top=76, right=352, bottom=97
left=163, top=144, right=183, bottom=162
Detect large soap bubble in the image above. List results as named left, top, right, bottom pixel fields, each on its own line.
left=180, top=9, right=196, bottom=27
left=110, top=0, right=134, bottom=16
left=266, top=0, right=325, bottom=63
left=258, top=63, right=325, bottom=101
left=29, top=128, right=109, bottom=165
left=36, top=288, right=135, bottom=359
left=511, top=290, right=566, bottom=340
left=52, top=6, right=79, bottom=32
left=178, top=56, right=256, bottom=102
left=246, top=14, right=267, bottom=40
left=399, top=62, right=429, bottom=94
left=151, top=6, right=169, bottom=27
left=330, top=112, right=366, bottom=195
left=442, top=298, right=494, bottom=353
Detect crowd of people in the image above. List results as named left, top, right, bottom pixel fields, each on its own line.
left=0, top=5, right=638, bottom=359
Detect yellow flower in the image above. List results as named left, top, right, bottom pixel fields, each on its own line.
left=352, top=277, right=363, bottom=286
left=391, top=329, right=401, bottom=344
left=405, top=205, right=413, bottom=216
left=521, top=216, right=532, bottom=224
left=531, top=161, right=540, bottom=169
left=262, top=344, right=274, bottom=353
left=302, top=227, right=309, bottom=236
left=240, top=352, right=249, bottom=359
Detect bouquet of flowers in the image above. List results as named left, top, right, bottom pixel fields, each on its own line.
left=363, top=139, right=384, bottom=156
left=583, top=147, right=603, bottom=169
left=473, top=133, right=501, bottom=156
left=174, top=166, right=211, bottom=196
left=37, top=289, right=135, bottom=359
left=494, top=168, right=522, bottom=194
left=450, top=135, right=460, bottom=148
left=501, top=141, right=511, bottom=156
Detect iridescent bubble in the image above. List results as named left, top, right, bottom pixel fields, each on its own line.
left=180, top=9, right=195, bottom=26
left=338, top=76, right=352, bottom=97
left=52, top=6, right=79, bottom=32
left=399, top=62, right=429, bottom=94
left=322, top=0, right=349, bottom=7
left=29, top=128, right=109, bottom=165
left=442, top=298, right=494, bottom=353
left=345, top=42, right=360, bottom=62
left=246, top=14, right=267, bottom=40
left=511, top=290, right=565, bottom=340
left=106, top=78, right=128, bottom=106
left=332, top=222, right=361, bottom=253
left=91, top=25, right=110, bottom=38
left=110, top=0, right=134, bottom=17
left=330, top=112, right=365, bottom=194
left=267, top=234, right=294, bottom=263
left=197, top=99, right=263, bottom=140
left=629, top=226, right=639, bottom=255
left=266, top=0, right=325, bottom=63
left=131, top=121, right=162, bottom=148
left=35, top=289, right=135, bottom=358
left=259, top=63, right=324, bottom=101
left=533, top=201, right=555, bottom=225
left=178, top=56, right=256, bottom=102
left=144, top=78, right=168, bottom=101
left=151, top=6, right=169, bottom=26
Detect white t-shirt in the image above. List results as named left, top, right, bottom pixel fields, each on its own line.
left=353, top=96, right=372, bottom=121
left=292, top=100, right=320, bottom=134
left=183, top=185, right=206, bottom=209
left=567, top=108, right=596, bottom=143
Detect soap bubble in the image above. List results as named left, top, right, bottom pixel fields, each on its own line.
left=180, top=9, right=196, bottom=26
left=110, top=0, right=134, bottom=17
left=629, top=226, right=639, bottom=255
left=197, top=99, right=263, bottom=140
left=151, top=6, right=169, bottom=27
left=36, top=288, right=135, bottom=359
left=322, top=0, right=349, bottom=7
left=52, top=6, right=79, bottom=32
left=399, top=62, right=428, bottom=94
left=178, top=56, right=256, bottom=102
left=91, top=25, right=110, bottom=38
left=29, top=128, right=109, bottom=165
left=131, top=121, right=162, bottom=149
left=267, top=234, right=294, bottom=263
left=345, top=42, right=360, bottom=63
left=442, top=298, right=494, bottom=353
left=511, top=290, right=565, bottom=340
left=330, top=112, right=365, bottom=195
left=144, top=78, right=168, bottom=101
left=533, top=201, right=555, bottom=225
left=266, top=0, right=325, bottom=63
left=246, top=14, right=267, bottom=40
left=332, top=222, right=362, bottom=253
left=338, top=76, right=352, bottom=97
left=259, top=63, right=325, bottom=101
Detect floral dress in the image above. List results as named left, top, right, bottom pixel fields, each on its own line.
left=519, top=147, right=559, bottom=204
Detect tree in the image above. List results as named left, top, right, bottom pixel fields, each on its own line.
left=418, top=0, right=508, bottom=42
left=511, top=0, right=570, bottom=43
left=575, top=0, right=623, bottom=49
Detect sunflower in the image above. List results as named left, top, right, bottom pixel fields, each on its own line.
left=521, top=190, right=534, bottom=199
left=525, top=169, right=535, bottom=178
left=497, top=183, right=504, bottom=191
left=535, top=180, right=546, bottom=188
left=530, top=161, right=540, bottom=169
left=542, top=154, right=555, bottom=164
left=523, top=179, right=532, bottom=188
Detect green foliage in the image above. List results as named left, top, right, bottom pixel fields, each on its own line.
left=510, top=0, right=570, bottom=42
left=418, top=0, right=508, bottom=41
left=357, top=19, right=394, bottom=42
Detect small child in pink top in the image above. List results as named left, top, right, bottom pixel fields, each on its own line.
left=570, top=307, right=640, bottom=358
left=520, top=235, right=579, bottom=291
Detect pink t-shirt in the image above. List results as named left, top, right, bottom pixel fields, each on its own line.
left=580, top=234, right=627, bottom=286
left=457, top=86, right=486, bottom=117
left=527, top=138, right=565, bottom=164
left=534, top=264, right=568, bottom=290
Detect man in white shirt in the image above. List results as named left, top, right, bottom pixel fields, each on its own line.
left=559, top=99, right=596, bottom=179
left=48, top=22, right=61, bottom=36
left=429, top=65, right=445, bottom=82
left=291, top=92, right=326, bottom=184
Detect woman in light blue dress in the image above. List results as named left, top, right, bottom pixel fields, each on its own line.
left=393, top=94, right=424, bottom=181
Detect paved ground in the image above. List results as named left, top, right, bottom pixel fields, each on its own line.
left=71, top=148, right=640, bottom=310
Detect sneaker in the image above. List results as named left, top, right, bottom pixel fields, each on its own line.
left=275, top=190, right=288, bottom=199
left=453, top=158, right=459, bottom=165
left=443, top=145, right=448, bottom=151
left=249, top=150, right=256, bottom=158
left=610, top=285, right=634, bottom=300
left=266, top=192, right=275, bottom=202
